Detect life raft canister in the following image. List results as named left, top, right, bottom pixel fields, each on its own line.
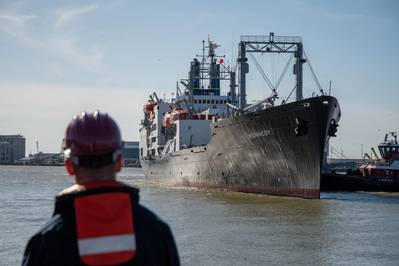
left=74, top=193, right=136, bottom=265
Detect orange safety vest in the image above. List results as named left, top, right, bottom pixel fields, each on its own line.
left=74, top=182, right=136, bottom=265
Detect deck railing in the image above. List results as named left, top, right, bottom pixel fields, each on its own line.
left=240, top=35, right=302, bottom=44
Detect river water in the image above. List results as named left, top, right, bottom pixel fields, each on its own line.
left=0, top=165, right=398, bottom=265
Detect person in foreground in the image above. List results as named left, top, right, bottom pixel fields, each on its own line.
left=22, top=111, right=180, bottom=266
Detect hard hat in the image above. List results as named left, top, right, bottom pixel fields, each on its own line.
left=62, top=111, right=122, bottom=159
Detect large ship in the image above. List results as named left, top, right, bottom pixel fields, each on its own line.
left=139, top=33, right=341, bottom=199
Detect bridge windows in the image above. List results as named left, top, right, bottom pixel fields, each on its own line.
left=379, top=145, right=399, bottom=159
left=193, top=98, right=229, bottom=106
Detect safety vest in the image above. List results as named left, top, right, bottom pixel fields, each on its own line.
left=74, top=189, right=136, bottom=265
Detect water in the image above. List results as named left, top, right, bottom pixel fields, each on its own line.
left=1, top=166, right=399, bottom=266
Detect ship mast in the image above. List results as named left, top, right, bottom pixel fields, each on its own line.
left=182, top=38, right=236, bottom=111
left=238, top=32, right=305, bottom=110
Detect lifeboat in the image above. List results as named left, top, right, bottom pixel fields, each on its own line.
left=171, top=108, right=189, bottom=121
left=162, top=111, right=173, bottom=128
left=143, top=100, right=156, bottom=114
left=162, top=108, right=190, bottom=128
left=192, top=114, right=214, bottom=120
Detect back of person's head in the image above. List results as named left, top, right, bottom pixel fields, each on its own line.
left=62, top=111, right=123, bottom=182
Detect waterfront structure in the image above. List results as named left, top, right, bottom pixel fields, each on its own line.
left=18, top=152, right=63, bottom=165
left=0, top=135, right=26, bottom=164
left=122, top=141, right=140, bottom=166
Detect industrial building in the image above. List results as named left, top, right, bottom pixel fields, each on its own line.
left=121, top=141, right=140, bottom=167
left=18, top=152, right=63, bottom=165
left=0, top=135, right=26, bottom=164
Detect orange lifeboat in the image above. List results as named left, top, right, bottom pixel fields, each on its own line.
left=143, top=100, right=156, bottom=114
left=162, top=111, right=174, bottom=128
left=192, top=113, right=213, bottom=120
left=171, top=108, right=189, bottom=121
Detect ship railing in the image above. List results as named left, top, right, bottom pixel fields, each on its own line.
left=162, top=139, right=176, bottom=155
left=240, top=35, right=302, bottom=44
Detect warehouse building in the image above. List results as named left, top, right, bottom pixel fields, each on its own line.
left=0, top=135, right=26, bottom=164
left=121, top=141, right=140, bottom=167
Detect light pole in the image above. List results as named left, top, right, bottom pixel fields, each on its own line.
left=361, top=144, right=363, bottom=160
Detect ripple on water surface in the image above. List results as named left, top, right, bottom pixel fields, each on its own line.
left=1, top=166, right=399, bottom=266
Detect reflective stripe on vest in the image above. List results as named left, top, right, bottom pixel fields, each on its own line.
left=74, top=193, right=136, bottom=265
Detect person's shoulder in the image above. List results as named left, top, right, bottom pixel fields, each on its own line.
left=27, top=212, right=71, bottom=249
left=22, top=214, right=65, bottom=264
left=134, top=203, right=169, bottom=227
left=133, top=202, right=175, bottom=240
left=132, top=203, right=180, bottom=265
left=31, top=213, right=64, bottom=239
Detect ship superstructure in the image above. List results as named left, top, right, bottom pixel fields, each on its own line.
left=139, top=33, right=341, bottom=199
left=140, top=40, right=235, bottom=158
left=359, top=132, right=399, bottom=181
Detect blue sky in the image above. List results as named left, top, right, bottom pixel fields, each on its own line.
left=0, top=0, right=398, bottom=157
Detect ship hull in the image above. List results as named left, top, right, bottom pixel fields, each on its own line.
left=140, top=96, right=340, bottom=199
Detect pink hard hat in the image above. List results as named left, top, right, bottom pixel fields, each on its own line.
left=62, top=111, right=122, bottom=158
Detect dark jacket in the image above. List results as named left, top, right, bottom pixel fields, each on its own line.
left=22, top=182, right=180, bottom=266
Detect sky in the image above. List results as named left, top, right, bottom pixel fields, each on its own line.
left=0, top=0, right=398, bottom=158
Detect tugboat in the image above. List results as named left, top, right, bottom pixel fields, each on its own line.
left=322, top=132, right=399, bottom=192
left=139, top=33, right=341, bottom=199
left=359, top=132, right=399, bottom=187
